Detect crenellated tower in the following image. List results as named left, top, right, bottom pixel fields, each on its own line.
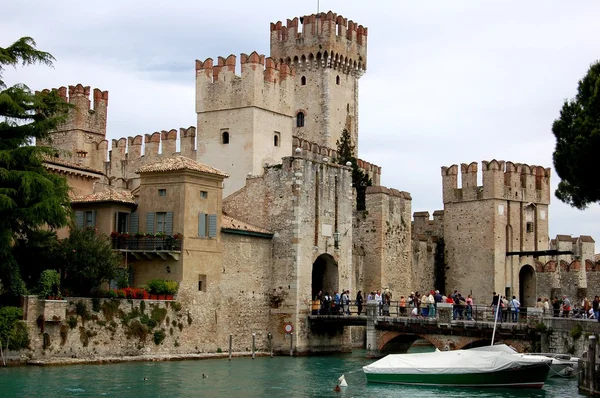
left=37, top=84, right=109, bottom=171
left=270, top=11, right=367, bottom=152
left=441, top=160, right=551, bottom=306
left=195, top=52, right=295, bottom=196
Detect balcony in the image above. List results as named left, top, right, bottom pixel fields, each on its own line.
left=112, top=236, right=182, bottom=261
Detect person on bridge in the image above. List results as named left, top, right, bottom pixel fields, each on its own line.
left=510, top=296, right=520, bottom=322
left=375, top=290, right=382, bottom=315
left=427, top=291, right=435, bottom=318
left=356, top=291, right=364, bottom=315
left=552, top=297, right=561, bottom=317
left=491, top=292, right=501, bottom=322
left=465, top=294, right=474, bottom=320
left=562, top=296, right=571, bottom=318
left=593, top=296, right=600, bottom=320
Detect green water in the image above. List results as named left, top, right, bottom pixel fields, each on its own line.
left=0, top=350, right=581, bottom=397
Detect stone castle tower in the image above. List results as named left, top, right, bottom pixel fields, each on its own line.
left=196, top=12, right=367, bottom=196
left=441, top=160, right=551, bottom=306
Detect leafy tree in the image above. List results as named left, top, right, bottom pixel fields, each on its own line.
left=60, top=227, right=121, bottom=296
left=336, top=129, right=372, bottom=210
left=0, top=37, right=72, bottom=295
left=0, top=306, right=29, bottom=365
left=13, top=230, right=61, bottom=291
left=552, top=60, right=600, bottom=209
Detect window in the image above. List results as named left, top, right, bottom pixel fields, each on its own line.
left=301, top=76, right=306, bottom=85
left=158, top=189, right=166, bottom=196
left=198, top=274, right=207, bottom=292
left=84, top=210, right=96, bottom=227
left=526, top=222, right=534, bottom=233
left=336, top=75, right=340, bottom=85
left=274, top=132, right=280, bottom=147
left=200, top=191, right=208, bottom=199
left=198, top=213, right=217, bottom=238
left=115, top=212, right=129, bottom=233
left=156, top=212, right=166, bottom=233
left=222, top=131, right=229, bottom=144
left=296, top=112, right=305, bottom=128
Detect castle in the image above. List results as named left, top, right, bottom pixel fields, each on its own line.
left=34, top=10, right=598, bottom=357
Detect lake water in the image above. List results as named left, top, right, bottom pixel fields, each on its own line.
left=0, top=349, right=582, bottom=397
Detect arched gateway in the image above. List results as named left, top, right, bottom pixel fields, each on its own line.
left=311, top=253, right=338, bottom=299
left=519, top=264, right=536, bottom=307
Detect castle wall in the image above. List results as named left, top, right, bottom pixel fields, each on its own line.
left=412, top=238, right=436, bottom=294
left=222, top=156, right=353, bottom=352
left=353, top=186, right=412, bottom=296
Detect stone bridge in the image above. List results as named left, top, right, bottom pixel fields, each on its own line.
left=308, top=303, right=600, bottom=358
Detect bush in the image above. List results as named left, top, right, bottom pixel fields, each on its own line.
left=38, top=269, right=60, bottom=298
left=116, top=290, right=126, bottom=299
left=67, top=316, right=78, bottom=329
left=75, top=301, right=90, bottom=323
left=147, top=279, right=168, bottom=295
left=153, top=329, right=166, bottom=345
left=165, top=281, right=179, bottom=295
left=91, top=297, right=101, bottom=312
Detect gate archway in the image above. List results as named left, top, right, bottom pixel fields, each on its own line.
left=312, top=253, right=338, bottom=299
left=519, top=264, right=536, bottom=307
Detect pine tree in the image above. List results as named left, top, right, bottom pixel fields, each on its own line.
left=336, top=129, right=372, bottom=210
left=0, top=37, right=71, bottom=295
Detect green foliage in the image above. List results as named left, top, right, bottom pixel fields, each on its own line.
left=75, top=301, right=90, bottom=323
left=121, top=307, right=141, bottom=325
left=38, top=269, right=60, bottom=298
left=153, top=329, right=166, bottom=345
left=140, top=314, right=157, bottom=329
left=165, top=281, right=179, bottom=295
left=151, top=307, right=167, bottom=325
left=125, top=320, right=148, bottom=341
left=535, top=322, right=548, bottom=333
left=216, top=347, right=222, bottom=353
left=101, top=300, right=120, bottom=322
left=187, top=312, right=193, bottom=326
left=336, top=129, right=372, bottom=210
left=570, top=323, right=583, bottom=340
left=552, top=60, right=600, bottom=209
left=0, top=306, right=29, bottom=350
left=0, top=38, right=73, bottom=296
left=91, top=297, right=101, bottom=313
left=147, top=279, right=168, bottom=295
left=59, top=227, right=121, bottom=296
left=13, top=230, right=61, bottom=291
left=59, top=324, right=69, bottom=346
left=67, top=316, right=78, bottom=329
left=139, top=300, right=146, bottom=314
left=170, top=301, right=182, bottom=312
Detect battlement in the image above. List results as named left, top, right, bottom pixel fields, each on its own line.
left=40, top=83, right=108, bottom=137
left=195, top=52, right=295, bottom=115
left=412, top=210, right=444, bottom=239
left=292, top=136, right=381, bottom=185
left=441, top=160, right=551, bottom=204
left=270, top=11, right=367, bottom=73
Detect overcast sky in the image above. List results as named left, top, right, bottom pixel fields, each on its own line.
left=3, top=0, right=600, bottom=247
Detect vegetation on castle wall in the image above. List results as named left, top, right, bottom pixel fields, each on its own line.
left=153, top=329, right=166, bottom=345
left=552, top=60, right=600, bottom=209
left=433, top=238, right=446, bottom=294
left=336, top=129, right=372, bottom=210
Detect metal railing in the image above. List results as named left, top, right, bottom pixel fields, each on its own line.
left=309, top=300, right=548, bottom=323
left=111, top=236, right=182, bottom=251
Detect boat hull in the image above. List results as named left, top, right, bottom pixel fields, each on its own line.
left=364, top=362, right=550, bottom=388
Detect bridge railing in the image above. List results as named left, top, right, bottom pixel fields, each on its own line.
left=309, top=300, right=545, bottom=324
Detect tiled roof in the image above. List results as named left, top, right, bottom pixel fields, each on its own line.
left=44, top=157, right=103, bottom=175
left=221, top=215, right=272, bottom=235
left=72, top=188, right=136, bottom=205
left=136, top=156, right=228, bottom=177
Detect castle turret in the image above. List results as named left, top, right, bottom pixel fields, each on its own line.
left=270, top=11, right=367, bottom=152
left=195, top=52, right=295, bottom=196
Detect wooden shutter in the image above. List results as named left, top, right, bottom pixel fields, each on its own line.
left=75, top=211, right=84, bottom=228
left=146, top=212, right=155, bottom=234
left=129, top=212, right=139, bottom=234
left=198, top=212, right=206, bottom=237
left=91, top=210, right=97, bottom=227
left=208, top=214, right=217, bottom=237
left=165, top=212, right=173, bottom=235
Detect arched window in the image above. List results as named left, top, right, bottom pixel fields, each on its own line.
left=301, top=76, right=307, bottom=86
left=296, top=112, right=305, bottom=128
left=336, top=75, right=340, bottom=85
left=274, top=132, right=280, bottom=147
left=222, top=131, right=229, bottom=144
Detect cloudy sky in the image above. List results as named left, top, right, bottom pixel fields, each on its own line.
left=3, top=0, right=600, bottom=246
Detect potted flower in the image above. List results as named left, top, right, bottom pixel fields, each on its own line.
left=165, top=280, right=179, bottom=300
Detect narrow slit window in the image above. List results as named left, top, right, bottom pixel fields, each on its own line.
left=274, top=132, right=280, bottom=147
left=301, top=76, right=306, bottom=85
left=222, top=131, right=230, bottom=144
left=336, top=75, right=340, bottom=85
left=296, top=112, right=305, bottom=128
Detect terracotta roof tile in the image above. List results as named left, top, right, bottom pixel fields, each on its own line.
left=221, top=215, right=272, bottom=235
left=44, top=157, right=103, bottom=175
left=72, top=188, right=136, bottom=205
left=136, top=156, right=228, bottom=177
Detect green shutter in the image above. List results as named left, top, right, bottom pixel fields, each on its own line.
left=129, top=212, right=139, bottom=234
left=165, top=212, right=173, bottom=235
left=91, top=210, right=97, bottom=227
left=208, top=214, right=217, bottom=237
left=146, top=212, right=155, bottom=234
left=75, top=211, right=84, bottom=228
left=198, top=212, right=206, bottom=237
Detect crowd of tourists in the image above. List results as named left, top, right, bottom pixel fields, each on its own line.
left=312, top=289, right=600, bottom=322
